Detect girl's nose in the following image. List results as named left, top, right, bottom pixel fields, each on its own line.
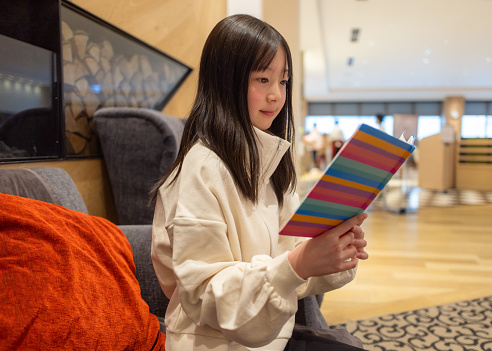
left=267, top=84, right=281, bottom=102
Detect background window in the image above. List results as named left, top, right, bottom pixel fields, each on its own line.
left=304, top=115, right=394, bottom=139
left=461, top=115, right=487, bottom=138
left=417, top=115, right=441, bottom=140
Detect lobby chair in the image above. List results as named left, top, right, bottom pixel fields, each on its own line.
left=94, top=107, right=185, bottom=225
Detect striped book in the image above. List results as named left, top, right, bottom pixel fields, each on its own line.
left=280, top=123, right=416, bottom=238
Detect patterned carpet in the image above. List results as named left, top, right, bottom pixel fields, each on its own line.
left=369, top=187, right=492, bottom=214
left=339, top=296, right=492, bottom=351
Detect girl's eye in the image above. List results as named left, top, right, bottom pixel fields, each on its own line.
left=258, top=78, right=268, bottom=83
left=280, top=80, right=288, bottom=86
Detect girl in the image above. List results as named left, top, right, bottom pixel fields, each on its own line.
left=151, top=14, right=368, bottom=350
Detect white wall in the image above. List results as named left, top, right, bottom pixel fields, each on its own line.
left=227, top=0, right=262, bottom=18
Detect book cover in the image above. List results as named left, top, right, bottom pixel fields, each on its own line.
left=280, top=123, right=416, bottom=238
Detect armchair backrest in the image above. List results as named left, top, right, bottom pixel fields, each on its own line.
left=94, top=107, right=185, bottom=225
left=0, top=167, right=88, bottom=214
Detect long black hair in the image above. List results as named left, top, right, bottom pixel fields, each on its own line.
left=150, top=14, right=296, bottom=206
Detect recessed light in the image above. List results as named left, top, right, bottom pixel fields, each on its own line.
left=422, top=58, right=430, bottom=64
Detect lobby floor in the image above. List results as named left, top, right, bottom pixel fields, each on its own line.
left=297, top=165, right=492, bottom=325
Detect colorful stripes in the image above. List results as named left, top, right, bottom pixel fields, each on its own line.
left=280, top=124, right=415, bottom=238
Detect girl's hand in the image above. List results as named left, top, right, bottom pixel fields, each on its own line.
left=288, top=213, right=368, bottom=280
left=351, top=224, right=368, bottom=260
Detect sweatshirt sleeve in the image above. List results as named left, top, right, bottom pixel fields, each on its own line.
left=166, top=156, right=306, bottom=347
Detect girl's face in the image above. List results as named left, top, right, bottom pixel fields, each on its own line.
left=247, top=48, right=289, bottom=131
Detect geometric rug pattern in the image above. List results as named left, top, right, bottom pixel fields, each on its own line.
left=410, top=189, right=492, bottom=208
left=339, top=296, right=492, bottom=351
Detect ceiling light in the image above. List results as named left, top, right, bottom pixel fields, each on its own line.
left=424, top=49, right=432, bottom=56
left=422, top=58, right=430, bottom=64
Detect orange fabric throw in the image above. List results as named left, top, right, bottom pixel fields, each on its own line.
left=0, top=193, right=165, bottom=350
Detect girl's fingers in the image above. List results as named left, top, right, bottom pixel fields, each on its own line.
left=342, top=256, right=359, bottom=270
left=343, top=246, right=358, bottom=262
left=351, top=225, right=364, bottom=239
left=352, top=238, right=367, bottom=250
left=339, top=231, right=355, bottom=247
left=316, top=213, right=367, bottom=242
left=332, top=213, right=367, bottom=237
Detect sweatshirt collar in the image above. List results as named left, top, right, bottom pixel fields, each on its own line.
left=253, top=127, right=291, bottom=184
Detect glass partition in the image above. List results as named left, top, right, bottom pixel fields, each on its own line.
left=0, top=34, right=59, bottom=160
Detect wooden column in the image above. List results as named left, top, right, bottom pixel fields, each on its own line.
left=442, top=96, right=465, bottom=141
left=263, top=0, right=303, bottom=172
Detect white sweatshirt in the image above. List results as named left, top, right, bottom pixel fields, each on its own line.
left=151, top=128, right=356, bottom=350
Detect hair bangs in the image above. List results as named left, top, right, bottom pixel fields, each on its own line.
left=251, top=34, right=283, bottom=73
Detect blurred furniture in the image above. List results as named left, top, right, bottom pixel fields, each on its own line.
left=456, top=138, right=492, bottom=190
left=0, top=108, right=58, bottom=158
left=418, top=132, right=456, bottom=191
left=94, top=107, right=185, bottom=225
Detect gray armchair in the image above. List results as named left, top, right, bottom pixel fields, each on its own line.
left=94, top=107, right=185, bottom=225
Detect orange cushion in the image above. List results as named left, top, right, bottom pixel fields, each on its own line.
left=0, top=193, right=165, bottom=350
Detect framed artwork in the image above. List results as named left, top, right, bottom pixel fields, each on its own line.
left=61, top=1, right=192, bottom=156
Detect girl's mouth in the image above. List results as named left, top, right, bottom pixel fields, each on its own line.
left=261, top=110, right=276, bottom=117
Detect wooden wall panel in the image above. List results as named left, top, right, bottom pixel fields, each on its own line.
left=70, top=0, right=227, bottom=118
left=263, top=0, right=300, bottom=122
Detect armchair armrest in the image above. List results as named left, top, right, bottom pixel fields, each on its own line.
left=118, top=224, right=169, bottom=331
